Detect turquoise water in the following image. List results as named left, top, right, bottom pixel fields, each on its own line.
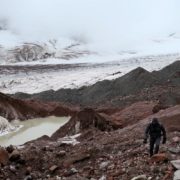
left=0, top=116, right=69, bottom=146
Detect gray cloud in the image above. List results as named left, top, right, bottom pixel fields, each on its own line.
left=0, top=0, right=180, bottom=51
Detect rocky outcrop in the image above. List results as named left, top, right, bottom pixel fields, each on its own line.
left=0, top=92, right=76, bottom=121
left=8, top=43, right=48, bottom=63
left=156, top=105, right=180, bottom=132
left=52, top=108, right=121, bottom=139
left=111, top=101, right=156, bottom=127
left=1, top=104, right=180, bottom=179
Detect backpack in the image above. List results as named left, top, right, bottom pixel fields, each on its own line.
left=149, top=122, right=162, bottom=137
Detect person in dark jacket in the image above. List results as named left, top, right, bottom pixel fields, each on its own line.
left=143, top=118, right=166, bottom=157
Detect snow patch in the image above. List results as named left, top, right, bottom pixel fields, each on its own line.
left=57, top=134, right=81, bottom=146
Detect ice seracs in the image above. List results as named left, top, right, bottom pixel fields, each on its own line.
left=0, top=116, right=16, bottom=136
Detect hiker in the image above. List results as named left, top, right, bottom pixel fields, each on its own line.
left=143, top=117, right=166, bottom=157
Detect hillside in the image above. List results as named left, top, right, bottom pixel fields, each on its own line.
left=0, top=61, right=179, bottom=179
left=0, top=104, right=180, bottom=179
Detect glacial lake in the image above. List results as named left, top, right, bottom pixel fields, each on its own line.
left=0, top=116, right=69, bottom=146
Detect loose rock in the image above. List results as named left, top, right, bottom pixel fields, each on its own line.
left=6, top=145, right=14, bottom=154
left=99, top=161, right=110, bottom=170
left=171, top=160, right=180, bottom=170
left=49, top=165, right=58, bottom=173
left=0, top=147, right=9, bottom=166
left=9, top=150, right=21, bottom=162
left=131, top=175, right=147, bottom=180
left=174, top=170, right=180, bottom=180
left=169, top=148, right=180, bottom=154
left=9, top=165, right=16, bottom=173
left=172, top=137, right=180, bottom=143
left=150, top=153, right=168, bottom=163
left=25, top=166, right=32, bottom=175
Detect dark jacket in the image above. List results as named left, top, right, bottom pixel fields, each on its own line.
left=145, top=119, right=166, bottom=140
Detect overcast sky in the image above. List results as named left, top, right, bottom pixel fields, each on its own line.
left=0, top=0, right=180, bottom=51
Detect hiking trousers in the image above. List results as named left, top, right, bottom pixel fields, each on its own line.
left=149, top=136, right=161, bottom=157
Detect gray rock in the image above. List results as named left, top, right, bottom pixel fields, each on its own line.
left=49, top=165, right=58, bottom=173
left=70, top=168, right=78, bottom=173
left=99, top=175, right=106, bottom=180
left=172, top=136, right=180, bottom=143
left=55, top=176, right=62, bottom=180
left=171, top=160, right=180, bottom=170
left=24, top=175, right=32, bottom=180
left=9, top=165, right=16, bottom=173
left=174, top=170, right=180, bottom=180
left=64, top=168, right=78, bottom=177
left=131, top=175, right=147, bottom=180
left=169, top=148, right=180, bottom=154
left=99, top=161, right=110, bottom=170
left=56, top=150, right=66, bottom=157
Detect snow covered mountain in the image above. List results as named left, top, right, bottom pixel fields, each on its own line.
left=0, top=29, right=180, bottom=65
left=0, top=30, right=92, bottom=65
left=0, top=23, right=180, bottom=94
left=0, top=0, right=180, bottom=94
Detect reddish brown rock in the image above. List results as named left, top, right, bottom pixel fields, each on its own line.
left=52, top=108, right=120, bottom=139
left=49, top=165, right=58, bottom=173
left=152, top=103, right=168, bottom=113
left=0, top=147, right=9, bottom=166
left=0, top=92, right=77, bottom=121
left=63, top=153, right=90, bottom=167
left=150, top=153, right=168, bottom=163
left=25, top=166, right=32, bottom=175
left=111, top=101, right=156, bottom=127
left=156, top=105, right=180, bottom=132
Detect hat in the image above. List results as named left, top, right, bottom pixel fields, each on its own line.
left=152, top=117, right=159, bottom=124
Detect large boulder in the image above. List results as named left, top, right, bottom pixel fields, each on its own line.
left=171, top=160, right=180, bottom=170
left=157, top=105, right=180, bottom=132
left=111, top=101, right=156, bottom=127
left=174, top=170, right=180, bottom=180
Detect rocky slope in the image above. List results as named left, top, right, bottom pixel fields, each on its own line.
left=0, top=105, right=180, bottom=179
left=0, top=61, right=179, bottom=179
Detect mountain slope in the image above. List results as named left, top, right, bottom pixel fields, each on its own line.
left=13, top=61, right=180, bottom=107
